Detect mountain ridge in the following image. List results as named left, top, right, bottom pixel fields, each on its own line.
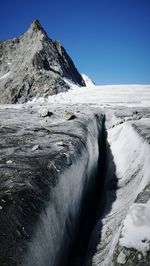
left=0, top=19, right=85, bottom=104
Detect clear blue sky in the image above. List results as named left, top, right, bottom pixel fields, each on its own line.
left=1, top=0, right=150, bottom=84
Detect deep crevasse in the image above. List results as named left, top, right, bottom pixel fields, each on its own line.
left=22, top=113, right=104, bottom=266
left=88, top=120, right=150, bottom=266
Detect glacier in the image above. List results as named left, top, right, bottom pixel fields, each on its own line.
left=0, top=84, right=150, bottom=266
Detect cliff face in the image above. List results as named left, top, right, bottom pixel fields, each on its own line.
left=0, top=20, right=85, bottom=104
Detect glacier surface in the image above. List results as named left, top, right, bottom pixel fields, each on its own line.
left=0, top=83, right=150, bottom=266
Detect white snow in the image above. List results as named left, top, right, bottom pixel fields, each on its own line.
left=49, top=64, right=61, bottom=72
left=108, top=122, right=150, bottom=188
left=0, top=72, right=10, bottom=80
left=81, top=73, right=95, bottom=87
left=63, top=78, right=81, bottom=89
left=0, top=76, right=150, bottom=263
left=28, top=84, right=150, bottom=108
left=92, top=120, right=150, bottom=265
left=120, top=200, right=150, bottom=254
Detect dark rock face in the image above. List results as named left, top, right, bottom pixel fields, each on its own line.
left=0, top=20, right=85, bottom=104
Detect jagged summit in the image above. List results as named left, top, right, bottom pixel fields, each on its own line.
left=30, top=19, right=43, bottom=30
left=0, top=20, right=85, bottom=104
left=27, top=19, right=49, bottom=38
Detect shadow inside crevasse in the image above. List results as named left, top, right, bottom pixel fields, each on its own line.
left=66, top=116, right=118, bottom=266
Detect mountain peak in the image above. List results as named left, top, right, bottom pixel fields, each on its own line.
left=29, top=19, right=43, bottom=31
left=0, top=20, right=85, bottom=103
left=26, top=19, right=51, bottom=42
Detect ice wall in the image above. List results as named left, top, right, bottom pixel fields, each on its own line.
left=87, top=119, right=150, bottom=266
left=1, top=104, right=150, bottom=266
left=21, top=114, right=104, bottom=266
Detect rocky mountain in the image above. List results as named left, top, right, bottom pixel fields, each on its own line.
left=0, top=20, right=85, bottom=104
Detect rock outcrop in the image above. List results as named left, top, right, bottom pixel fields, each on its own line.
left=0, top=20, right=85, bottom=104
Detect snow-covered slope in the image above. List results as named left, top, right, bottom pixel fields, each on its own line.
left=81, top=74, right=96, bottom=87
left=28, top=84, right=150, bottom=108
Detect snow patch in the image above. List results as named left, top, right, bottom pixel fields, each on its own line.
left=0, top=72, right=10, bottom=80
left=27, top=84, right=150, bottom=107
left=49, top=64, right=61, bottom=73
left=81, top=74, right=95, bottom=87
left=63, top=78, right=81, bottom=89
left=91, top=121, right=150, bottom=265
left=120, top=200, right=150, bottom=254
left=109, top=122, right=150, bottom=188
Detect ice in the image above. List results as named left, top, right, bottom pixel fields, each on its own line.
left=90, top=119, right=150, bottom=265
left=0, top=72, right=10, bottom=80
left=0, top=79, right=150, bottom=265
left=81, top=73, right=96, bottom=87
left=108, top=122, right=150, bottom=187
left=28, top=84, right=150, bottom=108
left=120, top=200, right=150, bottom=254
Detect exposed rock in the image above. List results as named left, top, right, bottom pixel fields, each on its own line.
left=0, top=19, right=85, bottom=104
left=39, top=107, right=50, bottom=117
left=117, top=250, right=127, bottom=264
left=55, top=141, right=66, bottom=147
left=31, top=144, right=40, bottom=151
left=63, top=111, right=76, bottom=120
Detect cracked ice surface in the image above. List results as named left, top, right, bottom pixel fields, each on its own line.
left=0, top=83, right=150, bottom=266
